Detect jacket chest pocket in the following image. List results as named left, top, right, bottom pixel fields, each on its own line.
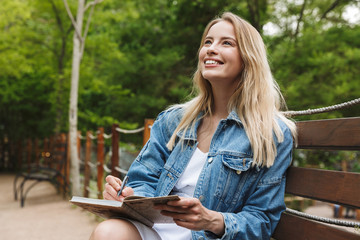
left=214, top=154, right=257, bottom=210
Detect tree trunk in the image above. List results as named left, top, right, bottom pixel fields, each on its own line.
left=69, top=0, right=85, bottom=196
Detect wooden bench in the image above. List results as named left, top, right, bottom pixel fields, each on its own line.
left=13, top=134, right=68, bottom=207
left=273, top=117, right=360, bottom=239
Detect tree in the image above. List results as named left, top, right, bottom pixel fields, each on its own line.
left=0, top=0, right=59, bottom=140
left=63, top=0, right=102, bottom=195
left=266, top=0, right=360, bottom=120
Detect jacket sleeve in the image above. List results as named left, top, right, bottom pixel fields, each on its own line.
left=126, top=109, right=178, bottom=197
left=205, top=127, right=294, bottom=240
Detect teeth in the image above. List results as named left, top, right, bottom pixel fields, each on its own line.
left=205, top=60, right=219, bottom=65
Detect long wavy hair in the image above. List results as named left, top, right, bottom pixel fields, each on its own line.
left=166, top=12, right=296, bottom=167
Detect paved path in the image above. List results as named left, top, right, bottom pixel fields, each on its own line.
left=0, top=173, right=99, bottom=240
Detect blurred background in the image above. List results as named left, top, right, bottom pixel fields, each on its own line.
left=1, top=0, right=359, bottom=174
left=0, top=1, right=359, bottom=239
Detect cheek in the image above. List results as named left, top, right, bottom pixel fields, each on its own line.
left=198, top=47, right=207, bottom=61
left=198, top=48, right=207, bottom=71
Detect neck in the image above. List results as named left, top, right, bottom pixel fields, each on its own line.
left=210, top=86, right=234, bottom=119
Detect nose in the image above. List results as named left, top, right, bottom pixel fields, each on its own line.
left=207, top=44, right=218, bottom=55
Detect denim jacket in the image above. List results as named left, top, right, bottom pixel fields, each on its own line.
left=127, top=107, right=293, bottom=240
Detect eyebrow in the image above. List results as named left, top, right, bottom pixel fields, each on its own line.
left=205, top=36, right=237, bottom=42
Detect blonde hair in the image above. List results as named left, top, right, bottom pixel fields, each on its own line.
left=167, top=12, right=296, bottom=167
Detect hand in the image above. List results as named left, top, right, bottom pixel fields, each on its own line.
left=103, top=175, right=134, bottom=202
left=154, top=197, right=225, bottom=236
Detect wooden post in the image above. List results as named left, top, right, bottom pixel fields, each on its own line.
left=43, top=137, right=50, bottom=166
left=339, top=205, right=344, bottom=218
left=143, top=119, right=154, bottom=146
left=59, top=133, right=67, bottom=193
left=9, top=140, right=15, bottom=170
left=49, top=136, right=54, bottom=152
left=97, top=127, right=104, bottom=199
left=34, top=138, right=40, bottom=167
left=77, top=130, right=81, bottom=159
left=111, top=124, right=119, bottom=177
left=66, top=133, right=71, bottom=187
left=17, top=140, right=23, bottom=170
left=83, top=131, right=92, bottom=198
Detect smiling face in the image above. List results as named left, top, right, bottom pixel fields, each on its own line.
left=199, top=20, right=243, bottom=89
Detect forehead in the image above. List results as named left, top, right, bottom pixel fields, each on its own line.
left=206, top=20, right=236, bottom=38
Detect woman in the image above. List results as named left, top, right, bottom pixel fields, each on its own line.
left=90, top=12, right=296, bottom=240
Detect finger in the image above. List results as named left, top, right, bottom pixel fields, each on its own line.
left=105, top=175, right=122, bottom=191
left=121, top=186, right=134, bottom=197
left=173, top=219, right=200, bottom=231
left=155, top=204, right=189, bottom=214
left=104, top=182, right=119, bottom=199
left=103, top=189, right=127, bottom=202
left=103, top=190, right=118, bottom=200
left=167, top=197, right=199, bottom=208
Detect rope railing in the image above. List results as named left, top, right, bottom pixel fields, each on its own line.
left=78, top=133, right=86, bottom=140
left=283, top=97, right=360, bottom=117
left=103, top=164, right=111, bottom=173
left=88, top=133, right=97, bottom=140
left=103, top=133, right=112, bottom=139
left=81, top=119, right=154, bottom=199
left=114, top=166, right=128, bottom=175
left=285, top=207, right=360, bottom=228
left=87, top=161, right=97, bottom=169
left=115, top=127, right=145, bottom=134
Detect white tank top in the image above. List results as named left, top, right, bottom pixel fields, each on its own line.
left=153, top=147, right=208, bottom=240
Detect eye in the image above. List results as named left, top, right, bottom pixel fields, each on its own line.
left=204, top=39, right=212, bottom=45
left=223, top=40, right=234, bottom=46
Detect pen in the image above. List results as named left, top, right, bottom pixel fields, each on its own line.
left=117, top=175, right=129, bottom=197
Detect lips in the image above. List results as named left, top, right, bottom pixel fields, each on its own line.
left=204, top=59, right=224, bottom=65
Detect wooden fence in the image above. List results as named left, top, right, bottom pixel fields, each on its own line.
left=1, top=119, right=154, bottom=199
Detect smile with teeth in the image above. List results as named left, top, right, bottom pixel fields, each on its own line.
left=205, top=60, right=223, bottom=65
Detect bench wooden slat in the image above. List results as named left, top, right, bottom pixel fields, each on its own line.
left=273, top=212, right=360, bottom=240
left=285, top=167, right=360, bottom=208
left=296, top=117, right=360, bottom=150
left=274, top=117, right=360, bottom=240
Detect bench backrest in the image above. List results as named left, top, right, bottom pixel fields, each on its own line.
left=272, top=117, right=360, bottom=240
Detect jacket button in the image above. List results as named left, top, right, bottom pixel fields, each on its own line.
left=236, top=170, right=242, bottom=175
left=199, top=237, right=204, bottom=240
left=199, top=195, right=205, bottom=202
left=208, top=157, right=213, bottom=163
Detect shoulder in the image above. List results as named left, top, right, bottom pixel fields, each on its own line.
left=156, top=105, right=184, bottom=125
left=152, top=105, right=185, bottom=138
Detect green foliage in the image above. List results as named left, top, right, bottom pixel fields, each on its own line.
left=267, top=0, right=360, bottom=121
left=1, top=0, right=359, bottom=171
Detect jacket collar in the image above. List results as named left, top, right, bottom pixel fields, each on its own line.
left=177, top=110, right=243, bottom=141
left=227, top=110, right=243, bottom=125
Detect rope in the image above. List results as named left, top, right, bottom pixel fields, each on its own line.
left=103, top=133, right=112, bottom=139
left=285, top=208, right=360, bottom=228
left=115, top=127, right=144, bottom=134
left=78, top=133, right=86, bottom=140
left=87, top=161, right=97, bottom=169
left=103, top=164, right=111, bottom=173
left=284, top=97, right=360, bottom=117
left=88, top=133, right=97, bottom=140
left=114, top=166, right=128, bottom=175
